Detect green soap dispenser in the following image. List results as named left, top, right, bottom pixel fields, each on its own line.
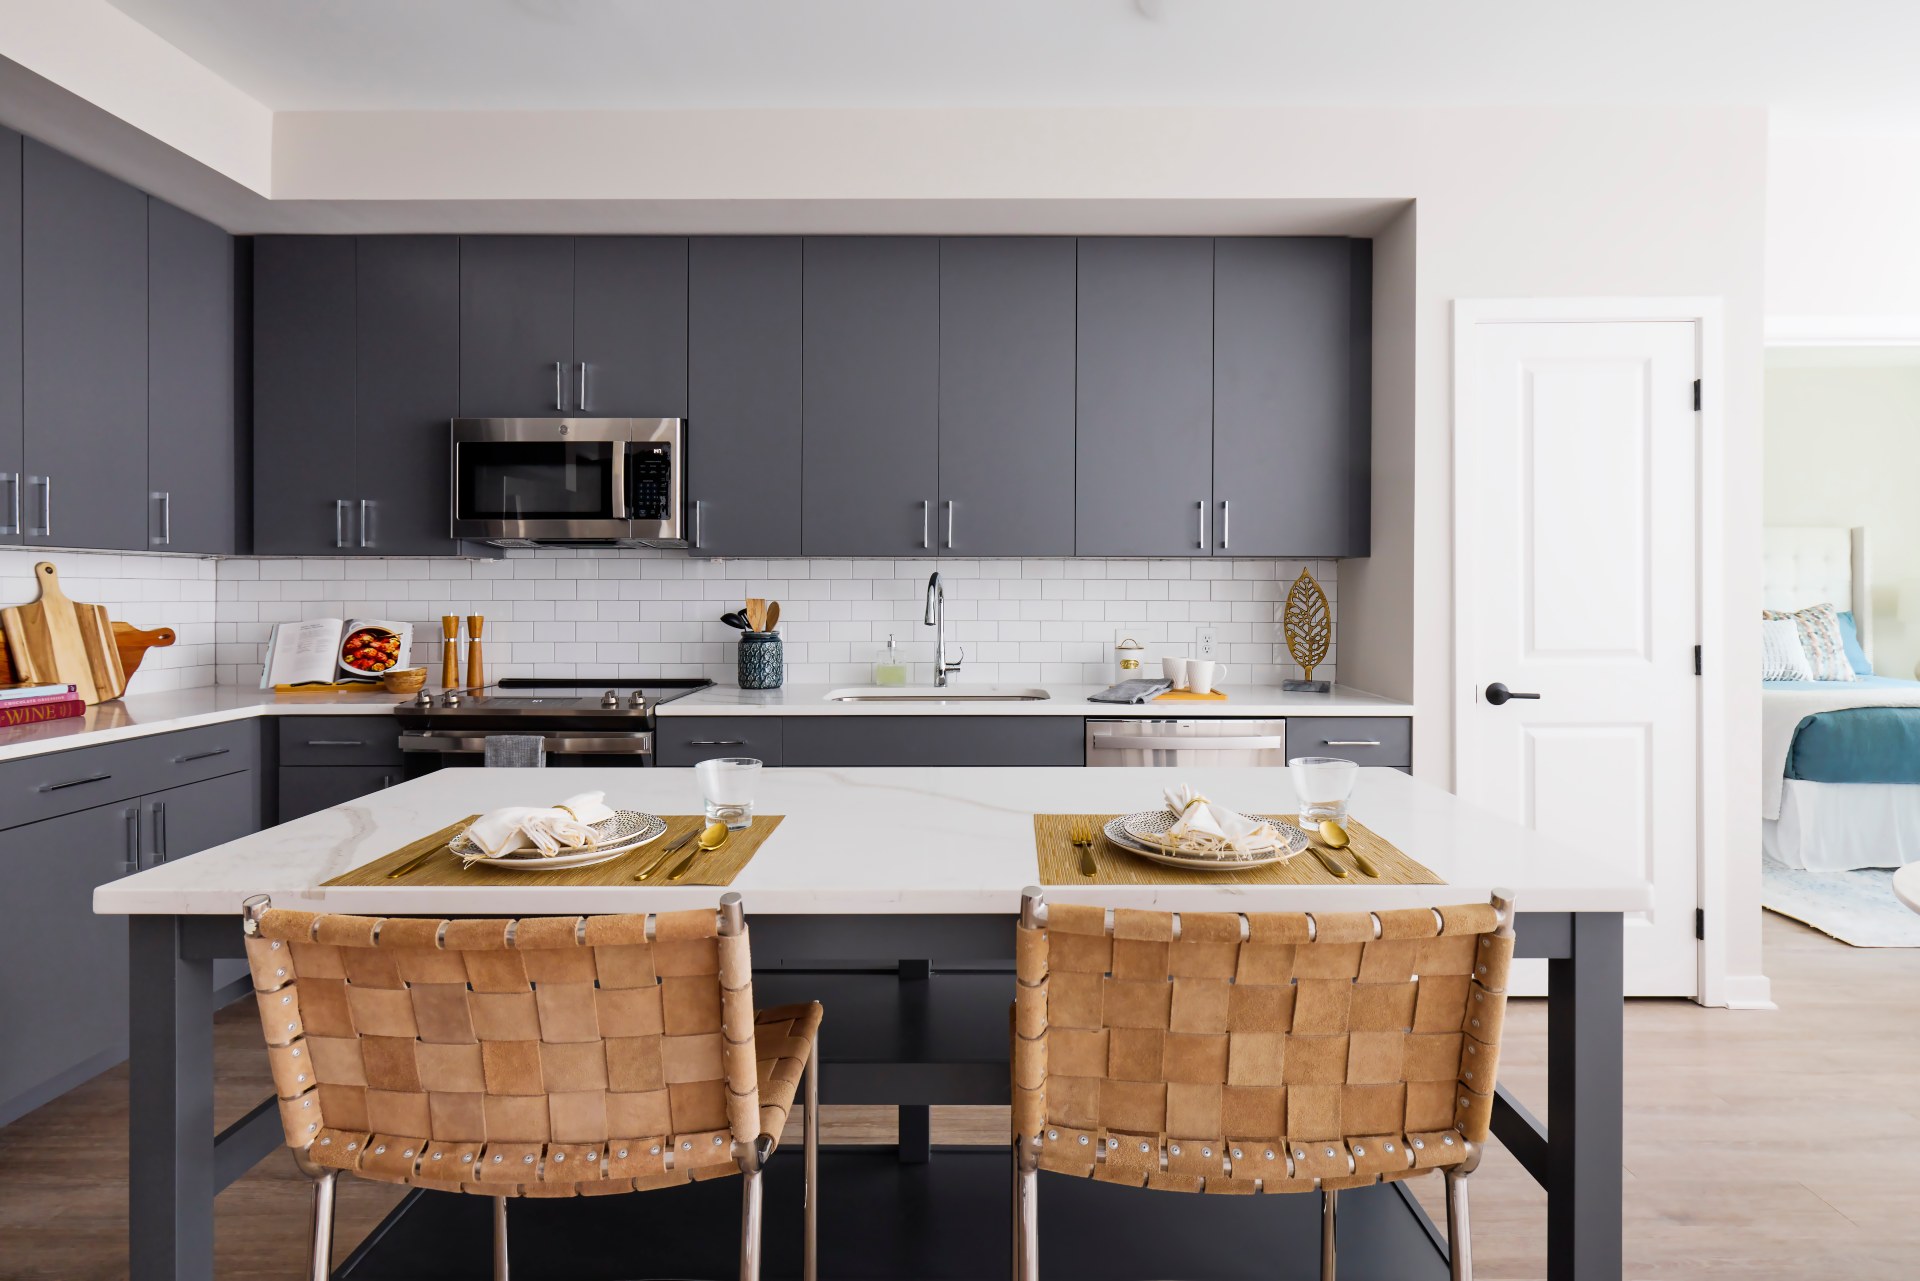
left=875, top=634, right=909, bottom=687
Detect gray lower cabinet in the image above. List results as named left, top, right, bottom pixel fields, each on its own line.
left=656, top=717, right=783, bottom=768
left=277, top=765, right=402, bottom=824
left=1284, top=716, right=1411, bottom=769
left=1074, top=237, right=1216, bottom=557
left=144, top=770, right=259, bottom=869
left=801, top=238, right=940, bottom=556
left=783, top=716, right=1084, bottom=768
left=937, top=237, right=1077, bottom=557
left=1213, top=238, right=1371, bottom=557
left=147, top=197, right=238, bottom=554
left=21, top=139, right=149, bottom=552
left=687, top=237, right=802, bottom=557
left=0, top=126, right=21, bottom=547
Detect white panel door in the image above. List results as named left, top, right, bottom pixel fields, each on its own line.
left=1458, top=318, right=1700, bottom=996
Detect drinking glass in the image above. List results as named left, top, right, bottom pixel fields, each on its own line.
left=1289, top=756, right=1359, bottom=826
left=696, top=757, right=762, bottom=829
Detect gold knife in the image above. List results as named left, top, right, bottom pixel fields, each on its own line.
left=386, top=844, right=444, bottom=880
left=633, top=827, right=700, bottom=882
left=1310, top=846, right=1350, bottom=879
left=666, top=836, right=720, bottom=883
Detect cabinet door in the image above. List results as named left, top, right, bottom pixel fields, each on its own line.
left=0, top=801, right=138, bottom=1118
left=253, top=237, right=359, bottom=554
left=1214, top=238, right=1370, bottom=557
left=801, top=238, right=940, bottom=556
left=147, top=198, right=237, bottom=554
left=784, top=716, right=1084, bottom=768
left=459, top=237, right=574, bottom=417
left=357, top=236, right=462, bottom=555
left=0, top=127, right=20, bottom=547
left=574, top=237, right=687, bottom=416
left=21, top=140, right=148, bottom=552
left=938, top=238, right=1077, bottom=557
left=145, top=770, right=259, bottom=868
left=655, top=717, right=783, bottom=768
left=687, top=237, right=802, bottom=557
left=278, top=765, right=401, bottom=823
left=1074, top=238, right=1215, bottom=557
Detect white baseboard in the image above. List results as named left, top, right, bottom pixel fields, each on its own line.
left=1719, top=973, right=1777, bottom=1010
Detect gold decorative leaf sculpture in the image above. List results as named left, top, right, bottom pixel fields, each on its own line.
left=1283, top=568, right=1332, bottom=682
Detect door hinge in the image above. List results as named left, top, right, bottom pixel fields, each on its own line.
left=1694, top=644, right=1702, bottom=676
left=1692, top=379, right=1702, bottom=411
left=1695, top=907, right=1705, bottom=941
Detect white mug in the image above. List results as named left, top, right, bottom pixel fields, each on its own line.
left=1161, top=656, right=1189, bottom=689
left=1186, top=659, right=1229, bottom=694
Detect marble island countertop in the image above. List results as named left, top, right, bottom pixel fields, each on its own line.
left=94, top=765, right=1648, bottom=918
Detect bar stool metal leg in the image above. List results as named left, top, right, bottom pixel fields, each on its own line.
left=1445, top=1169, right=1473, bottom=1281
left=1012, top=1140, right=1039, bottom=1281
left=803, top=1036, right=820, bottom=1281
left=1320, top=1188, right=1337, bottom=1280
left=492, top=1195, right=509, bottom=1281
left=740, top=1165, right=766, bottom=1281
left=304, top=1170, right=337, bottom=1281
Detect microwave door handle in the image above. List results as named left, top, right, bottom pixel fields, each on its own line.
left=610, top=445, right=629, bottom=519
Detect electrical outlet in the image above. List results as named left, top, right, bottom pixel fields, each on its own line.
left=1198, top=628, right=1218, bottom=659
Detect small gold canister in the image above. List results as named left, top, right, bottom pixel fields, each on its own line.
left=1113, top=636, right=1146, bottom=684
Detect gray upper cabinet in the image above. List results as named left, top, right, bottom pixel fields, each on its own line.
left=357, top=236, right=461, bottom=556
left=688, top=237, right=802, bottom=557
left=459, top=236, right=574, bottom=417
left=22, top=140, right=149, bottom=552
left=574, top=237, right=688, bottom=416
left=1213, top=238, right=1370, bottom=557
left=1074, top=238, right=1215, bottom=557
left=938, top=238, right=1077, bottom=557
left=0, top=127, right=20, bottom=547
left=147, top=198, right=237, bottom=555
left=802, top=237, right=940, bottom=556
left=253, top=237, right=360, bottom=555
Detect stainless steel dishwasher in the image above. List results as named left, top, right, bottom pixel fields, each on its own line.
left=1084, top=718, right=1290, bottom=767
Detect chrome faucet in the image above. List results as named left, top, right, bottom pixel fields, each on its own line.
left=924, top=572, right=964, bottom=687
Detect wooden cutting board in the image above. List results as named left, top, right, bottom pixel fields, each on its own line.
left=111, top=622, right=176, bottom=683
left=0, top=563, right=127, bottom=704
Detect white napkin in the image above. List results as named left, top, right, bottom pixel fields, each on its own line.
left=463, top=792, right=616, bottom=860
left=1162, top=783, right=1278, bottom=854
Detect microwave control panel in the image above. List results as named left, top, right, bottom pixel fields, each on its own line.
left=628, top=444, right=674, bottom=520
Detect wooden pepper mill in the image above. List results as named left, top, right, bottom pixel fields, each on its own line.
left=440, top=615, right=461, bottom=690
left=464, top=615, right=485, bottom=690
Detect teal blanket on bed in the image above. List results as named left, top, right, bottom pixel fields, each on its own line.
left=1767, top=675, right=1920, bottom=783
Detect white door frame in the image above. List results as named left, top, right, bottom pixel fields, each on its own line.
left=1453, top=297, right=1731, bottom=1006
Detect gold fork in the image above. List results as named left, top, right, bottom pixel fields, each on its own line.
left=1069, top=819, right=1098, bottom=877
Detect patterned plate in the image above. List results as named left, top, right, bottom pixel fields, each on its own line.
left=452, top=810, right=667, bottom=871
left=1103, top=812, right=1308, bottom=871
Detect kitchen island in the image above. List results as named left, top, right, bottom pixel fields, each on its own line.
left=98, top=765, right=1638, bottom=1280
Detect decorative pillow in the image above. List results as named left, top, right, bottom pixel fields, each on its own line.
left=1762, top=603, right=1858, bottom=682
left=1761, top=619, right=1814, bottom=681
left=1836, top=610, right=1874, bottom=676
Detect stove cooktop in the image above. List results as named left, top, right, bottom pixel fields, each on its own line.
left=395, top=676, right=714, bottom=721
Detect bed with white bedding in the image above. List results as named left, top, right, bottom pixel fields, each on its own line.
left=1762, top=527, right=1920, bottom=871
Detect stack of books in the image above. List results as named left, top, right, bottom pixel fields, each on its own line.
left=0, top=682, right=85, bottom=727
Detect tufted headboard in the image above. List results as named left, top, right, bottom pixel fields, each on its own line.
left=1763, top=526, right=1872, bottom=663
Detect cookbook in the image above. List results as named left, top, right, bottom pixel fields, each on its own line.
left=259, top=618, right=413, bottom=688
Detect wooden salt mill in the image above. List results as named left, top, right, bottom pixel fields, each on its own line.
left=464, top=615, right=486, bottom=690
left=440, top=615, right=461, bottom=690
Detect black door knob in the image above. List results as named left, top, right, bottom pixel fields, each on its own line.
left=1485, top=682, right=1542, bottom=706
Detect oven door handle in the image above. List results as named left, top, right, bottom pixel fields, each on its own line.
left=398, top=732, right=655, bottom=755
left=1087, top=734, right=1287, bottom=752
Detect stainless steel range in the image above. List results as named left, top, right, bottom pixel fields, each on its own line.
left=394, top=677, right=714, bottom=768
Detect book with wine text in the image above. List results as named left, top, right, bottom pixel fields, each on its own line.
left=0, top=698, right=85, bottom=728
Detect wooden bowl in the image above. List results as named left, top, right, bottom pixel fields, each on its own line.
left=381, top=666, right=428, bottom=694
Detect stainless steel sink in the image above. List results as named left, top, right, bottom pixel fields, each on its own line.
left=824, top=685, right=1052, bottom=703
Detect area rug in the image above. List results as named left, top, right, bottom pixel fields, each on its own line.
left=1761, top=857, right=1920, bottom=947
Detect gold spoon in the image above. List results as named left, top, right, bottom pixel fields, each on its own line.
left=666, top=821, right=730, bottom=883
left=1319, top=819, right=1380, bottom=878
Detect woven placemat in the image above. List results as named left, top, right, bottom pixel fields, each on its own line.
left=1033, top=813, right=1442, bottom=886
left=324, top=814, right=782, bottom=889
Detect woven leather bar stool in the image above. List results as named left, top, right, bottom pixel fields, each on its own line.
left=1011, top=886, right=1516, bottom=1281
left=240, top=891, right=822, bottom=1281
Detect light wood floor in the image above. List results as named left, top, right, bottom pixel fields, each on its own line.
left=1, top=913, right=1913, bottom=1280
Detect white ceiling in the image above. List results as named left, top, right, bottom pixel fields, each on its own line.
left=101, top=0, right=1920, bottom=130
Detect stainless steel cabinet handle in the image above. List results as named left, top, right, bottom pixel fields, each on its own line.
left=30, top=475, right=50, bottom=538
left=1089, top=734, right=1286, bottom=752
left=688, top=739, right=746, bottom=747
left=691, top=499, right=703, bottom=551
left=304, top=739, right=366, bottom=747
left=334, top=499, right=350, bottom=548
left=172, top=747, right=231, bottom=764
left=944, top=499, right=955, bottom=549
left=921, top=499, right=931, bottom=550
left=151, top=491, right=172, bottom=546
left=1197, top=500, right=1208, bottom=551
left=0, top=473, right=18, bottom=536
left=1322, top=740, right=1382, bottom=748
left=123, top=807, right=140, bottom=875
left=153, top=800, right=168, bottom=863
left=577, top=361, right=589, bottom=411
left=38, top=772, right=112, bottom=793
left=1221, top=499, right=1230, bottom=551
left=360, top=498, right=373, bottom=548
left=554, top=360, right=566, bottom=410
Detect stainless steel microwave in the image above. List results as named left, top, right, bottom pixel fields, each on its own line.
left=450, top=418, right=685, bottom=548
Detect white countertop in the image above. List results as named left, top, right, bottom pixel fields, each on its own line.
left=0, top=682, right=1410, bottom=762
left=93, top=765, right=1648, bottom=918
left=661, top=682, right=1413, bottom=718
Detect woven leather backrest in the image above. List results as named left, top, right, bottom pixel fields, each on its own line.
left=242, top=906, right=807, bottom=1198
left=1013, top=901, right=1514, bottom=1193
